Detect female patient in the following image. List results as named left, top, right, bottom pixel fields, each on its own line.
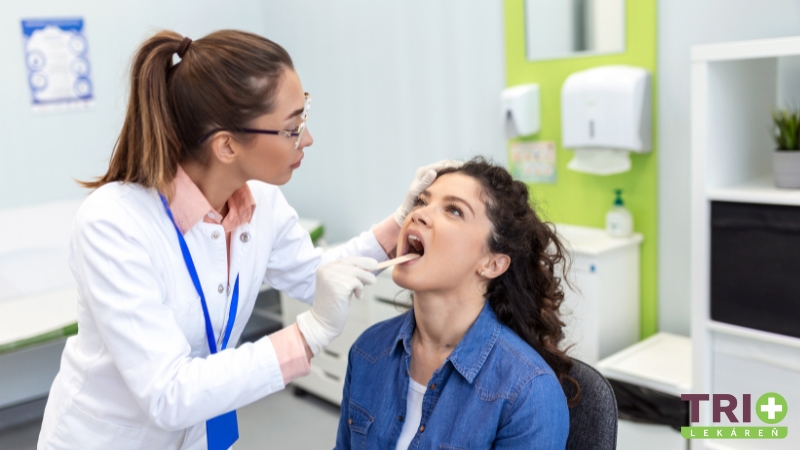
left=335, top=158, right=580, bottom=449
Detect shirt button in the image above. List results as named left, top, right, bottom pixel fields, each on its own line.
left=211, top=231, right=220, bottom=240
left=240, top=233, right=250, bottom=243
left=430, top=384, right=437, bottom=390
left=419, top=425, right=425, bottom=433
left=217, top=284, right=224, bottom=294
left=348, top=418, right=353, bottom=425
left=398, top=415, right=404, bottom=422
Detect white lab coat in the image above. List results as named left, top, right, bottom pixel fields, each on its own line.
left=37, top=180, right=388, bottom=450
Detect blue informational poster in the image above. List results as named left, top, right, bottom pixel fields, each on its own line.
left=21, top=18, right=93, bottom=113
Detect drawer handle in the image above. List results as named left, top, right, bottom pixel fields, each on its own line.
left=322, top=370, right=341, bottom=382
left=375, top=296, right=412, bottom=307
left=323, top=349, right=340, bottom=358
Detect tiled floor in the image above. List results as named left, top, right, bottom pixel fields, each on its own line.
left=0, top=387, right=342, bottom=450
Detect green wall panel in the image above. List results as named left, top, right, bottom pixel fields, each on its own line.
left=504, top=0, right=658, bottom=339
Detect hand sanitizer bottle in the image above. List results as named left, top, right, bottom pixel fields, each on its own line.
left=606, top=189, right=633, bottom=237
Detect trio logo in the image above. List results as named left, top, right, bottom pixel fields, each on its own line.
left=680, top=392, right=788, bottom=439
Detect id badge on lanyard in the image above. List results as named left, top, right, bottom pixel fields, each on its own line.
left=160, top=194, right=240, bottom=450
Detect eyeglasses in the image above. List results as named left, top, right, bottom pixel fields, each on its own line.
left=197, top=92, right=311, bottom=149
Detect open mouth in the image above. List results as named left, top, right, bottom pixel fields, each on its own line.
left=405, top=232, right=425, bottom=258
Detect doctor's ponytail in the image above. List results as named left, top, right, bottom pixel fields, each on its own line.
left=81, top=30, right=294, bottom=196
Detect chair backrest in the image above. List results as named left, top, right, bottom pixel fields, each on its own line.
left=562, top=358, right=618, bottom=450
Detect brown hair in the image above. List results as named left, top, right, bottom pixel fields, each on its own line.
left=437, top=157, right=581, bottom=408
left=80, top=30, right=294, bottom=196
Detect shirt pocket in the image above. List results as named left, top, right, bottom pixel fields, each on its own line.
left=347, top=400, right=375, bottom=450
left=166, top=285, right=206, bottom=354
left=46, top=402, right=145, bottom=450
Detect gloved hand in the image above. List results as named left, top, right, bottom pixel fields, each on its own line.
left=296, top=256, right=378, bottom=356
left=392, top=159, right=464, bottom=227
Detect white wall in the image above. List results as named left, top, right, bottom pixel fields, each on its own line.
left=658, top=0, right=800, bottom=335
left=0, top=0, right=270, bottom=210
left=0, top=1, right=506, bottom=246
left=263, top=1, right=505, bottom=242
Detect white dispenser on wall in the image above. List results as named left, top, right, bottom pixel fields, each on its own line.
left=502, top=84, right=540, bottom=139
left=561, top=66, right=652, bottom=175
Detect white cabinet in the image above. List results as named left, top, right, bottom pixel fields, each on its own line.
left=598, top=333, right=692, bottom=450
left=280, top=268, right=408, bottom=405
left=690, top=36, right=800, bottom=450
left=556, top=224, right=643, bottom=365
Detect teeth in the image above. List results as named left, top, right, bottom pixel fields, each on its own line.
left=407, top=235, right=423, bottom=253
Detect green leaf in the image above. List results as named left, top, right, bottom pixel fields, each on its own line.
left=772, top=107, right=800, bottom=150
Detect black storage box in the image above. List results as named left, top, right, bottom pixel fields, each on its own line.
left=710, top=201, right=800, bottom=338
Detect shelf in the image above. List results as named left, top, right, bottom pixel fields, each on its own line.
left=707, top=320, right=800, bottom=350
left=596, top=332, right=692, bottom=397
left=692, top=35, right=800, bottom=62
left=707, top=175, right=800, bottom=206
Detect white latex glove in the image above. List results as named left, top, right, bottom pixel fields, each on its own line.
left=393, top=159, right=464, bottom=227
left=296, top=256, right=378, bottom=356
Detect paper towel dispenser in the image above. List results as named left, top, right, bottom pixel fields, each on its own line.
left=502, top=84, right=540, bottom=139
left=561, top=66, right=652, bottom=175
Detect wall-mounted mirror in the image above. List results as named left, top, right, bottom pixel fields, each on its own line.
left=525, top=0, right=625, bottom=61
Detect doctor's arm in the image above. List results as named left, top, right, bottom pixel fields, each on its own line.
left=72, top=209, right=288, bottom=431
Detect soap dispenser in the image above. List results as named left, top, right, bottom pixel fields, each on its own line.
left=606, top=189, right=633, bottom=237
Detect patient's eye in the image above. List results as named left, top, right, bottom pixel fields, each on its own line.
left=446, top=204, right=463, bottom=217
left=413, top=197, right=426, bottom=207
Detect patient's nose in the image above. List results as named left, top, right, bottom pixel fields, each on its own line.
left=410, top=209, right=430, bottom=227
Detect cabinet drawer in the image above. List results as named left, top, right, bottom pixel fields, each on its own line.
left=325, top=317, right=368, bottom=357
left=373, top=270, right=410, bottom=304
left=710, top=201, right=800, bottom=338
left=291, top=365, right=345, bottom=406
left=711, top=332, right=800, bottom=450
left=312, top=348, right=348, bottom=380
left=370, top=295, right=411, bottom=325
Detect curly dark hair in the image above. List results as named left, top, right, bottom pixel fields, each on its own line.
left=437, top=157, right=581, bottom=408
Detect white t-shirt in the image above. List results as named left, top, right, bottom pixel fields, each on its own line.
left=395, top=378, right=428, bottom=450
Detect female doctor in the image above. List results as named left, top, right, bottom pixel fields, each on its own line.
left=37, top=30, right=456, bottom=450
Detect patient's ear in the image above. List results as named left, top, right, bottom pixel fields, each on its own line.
left=479, top=253, right=510, bottom=279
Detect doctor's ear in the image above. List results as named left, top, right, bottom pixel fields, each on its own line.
left=208, top=132, right=238, bottom=165
left=478, top=253, right=510, bottom=279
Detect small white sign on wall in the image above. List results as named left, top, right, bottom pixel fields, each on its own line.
left=21, top=18, right=93, bottom=113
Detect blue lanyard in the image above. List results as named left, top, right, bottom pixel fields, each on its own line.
left=160, top=193, right=240, bottom=450
left=159, top=194, right=239, bottom=353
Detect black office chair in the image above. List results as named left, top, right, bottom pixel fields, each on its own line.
left=562, top=358, right=618, bottom=450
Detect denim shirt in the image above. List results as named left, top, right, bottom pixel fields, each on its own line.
left=335, top=302, right=569, bottom=450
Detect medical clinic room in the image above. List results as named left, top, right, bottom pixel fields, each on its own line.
left=3, top=0, right=800, bottom=449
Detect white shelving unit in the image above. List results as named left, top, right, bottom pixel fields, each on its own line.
left=691, top=36, right=800, bottom=450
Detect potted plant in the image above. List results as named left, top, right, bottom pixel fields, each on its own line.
left=772, top=108, right=800, bottom=188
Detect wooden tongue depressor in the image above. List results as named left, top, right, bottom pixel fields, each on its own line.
left=375, top=253, right=420, bottom=270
